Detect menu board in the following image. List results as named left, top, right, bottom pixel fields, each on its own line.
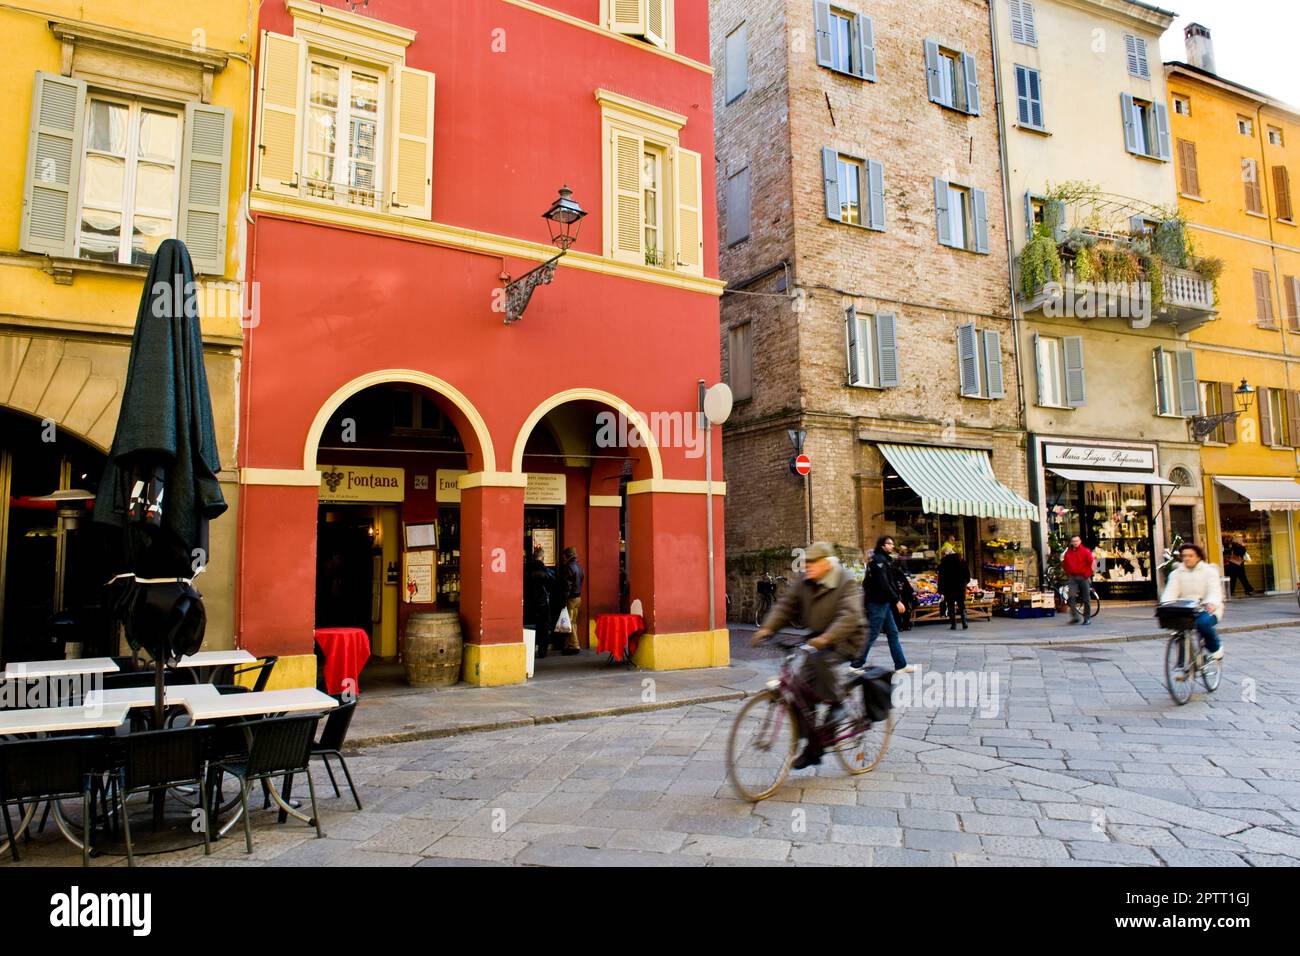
left=403, top=550, right=435, bottom=603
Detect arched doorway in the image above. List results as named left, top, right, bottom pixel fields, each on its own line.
left=0, top=408, right=108, bottom=663
left=513, top=394, right=658, bottom=669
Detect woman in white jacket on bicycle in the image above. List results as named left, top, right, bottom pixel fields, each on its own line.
left=1161, top=542, right=1224, bottom=661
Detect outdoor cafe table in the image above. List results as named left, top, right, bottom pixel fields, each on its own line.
left=176, top=648, right=256, bottom=683
left=1, top=657, right=119, bottom=681
left=81, top=683, right=220, bottom=713
left=595, top=613, right=645, bottom=665
left=313, top=627, right=370, bottom=695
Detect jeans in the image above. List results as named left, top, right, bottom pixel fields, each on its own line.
left=1194, top=610, right=1221, bottom=653
left=855, top=602, right=907, bottom=669
left=1067, top=576, right=1091, bottom=622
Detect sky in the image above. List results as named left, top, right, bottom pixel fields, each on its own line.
left=1157, top=0, right=1300, bottom=105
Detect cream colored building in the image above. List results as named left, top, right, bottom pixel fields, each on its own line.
left=993, top=0, right=1217, bottom=598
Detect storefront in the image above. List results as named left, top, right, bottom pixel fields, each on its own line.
left=1209, top=477, right=1300, bottom=594
left=876, top=442, right=1038, bottom=620
left=1030, top=437, right=1173, bottom=601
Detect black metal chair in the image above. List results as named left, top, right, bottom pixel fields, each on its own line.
left=212, top=714, right=323, bottom=853
left=214, top=656, right=278, bottom=696
left=0, top=735, right=101, bottom=866
left=311, top=697, right=361, bottom=810
left=113, top=727, right=211, bottom=865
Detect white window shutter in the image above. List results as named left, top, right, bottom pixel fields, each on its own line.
left=391, top=67, right=436, bottom=219
left=876, top=312, right=899, bottom=387
left=1152, top=103, right=1172, bottom=161
left=924, top=40, right=944, bottom=104
left=814, top=1, right=833, bottom=69
left=1120, top=93, right=1140, bottom=155
left=178, top=103, right=233, bottom=276
left=1009, top=0, right=1025, bottom=43
left=1022, top=1, right=1038, bottom=45
left=845, top=306, right=861, bottom=385
left=645, top=0, right=667, bottom=49
left=675, top=147, right=704, bottom=275
left=867, top=159, right=885, bottom=231
left=858, top=14, right=877, bottom=81
left=610, top=0, right=646, bottom=35
left=610, top=129, right=645, bottom=263
left=973, top=188, right=990, bottom=254
left=962, top=52, right=981, bottom=115
left=823, top=147, right=840, bottom=220
left=20, top=71, right=87, bottom=257
left=1135, top=37, right=1149, bottom=79
left=255, top=32, right=305, bottom=197
left=1063, top=336, right=1086, bottom=407
left=934, top=177, right=952, bottom=246
left=1176, top=350, right=1199, bottom=416
left=983, top=330, right=1005, bottom=398
left=957, top=323, right=979, bottom=396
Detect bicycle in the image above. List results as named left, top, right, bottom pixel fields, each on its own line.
left=1057, top=582, right=1101, bottom=619
left=725, top=638, right=895, bottom=802
left=753, top=572, right=787, bottom=626
left=1158, top=602, right=1222, bottom=705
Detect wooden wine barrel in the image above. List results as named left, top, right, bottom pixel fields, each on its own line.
left=404, top=612, right=463, bottom=686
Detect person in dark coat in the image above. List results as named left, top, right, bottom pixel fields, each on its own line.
left=524, top=546, right=553, bottom=658
left=890, top=559, right=916, bottom=631
left=937, top=548, right=969, bottom=630
left=558, top=546, right=585, bottom=655
left=853, top=536, right=911, bottom=671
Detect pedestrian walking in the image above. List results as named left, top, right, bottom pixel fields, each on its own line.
left=525, top=546, right=553, bottom=658
left=559, top=546, right=584, bottom=655
left=1223, top=534, right=1254, bottom=597
left=937, top=547, right=968, bottom=630
left=853, top=535, right=912, bottom=672
left=1062, top=535, right=1095, bottom=625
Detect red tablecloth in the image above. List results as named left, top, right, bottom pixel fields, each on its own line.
left=595, top=614, right=644, bottom=663
left=314, top=627, right=371, bottom=695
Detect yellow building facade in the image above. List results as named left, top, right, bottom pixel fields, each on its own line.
left=1167, top=42, right=1300, bottom=594
left=0, top=2, right=251, bottom=661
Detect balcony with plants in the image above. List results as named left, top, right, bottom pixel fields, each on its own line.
left=1017, top=182, right=1222, bottom=332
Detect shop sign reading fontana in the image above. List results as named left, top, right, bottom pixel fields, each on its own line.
left=1043, top=443, right=1155, bottom=472
left=318, top=465, right=405, bottom=502
left=435, top=469, right=567, bottom=506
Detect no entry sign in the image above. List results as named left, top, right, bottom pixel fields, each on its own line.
left=792, top=453, right=811, bottom=476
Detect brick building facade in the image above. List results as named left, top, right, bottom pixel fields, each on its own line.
left=713, top=0, right=1034, bottom=621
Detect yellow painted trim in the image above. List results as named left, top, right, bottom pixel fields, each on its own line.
left=249, top=193, right=724, bottom=297
left=287, top=0, right=416, bottom=49
left=589, top=495, right=623, bottom=507
left=462, top=641, right=527, bottom=686
left=501, top=0, right=710, bottom=74
left=1187, top=220, right=1300, bottom=256
left=595, top=88, right=688, bottom=131
left=240, top=467, right=321, bottom=487
left=459, top=471, right=529, bottom=490
left=632, top=628, right=730, bottom=671
left=511, top=389, right=664, bottom=477
left=625, top=478, right=726, bottom=496
left=236, top=653, right=316, bottom=690
left=303, top=369, right=496, bottom=472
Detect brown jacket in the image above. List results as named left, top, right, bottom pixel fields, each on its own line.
left=760, top=561, right=867, bottom=660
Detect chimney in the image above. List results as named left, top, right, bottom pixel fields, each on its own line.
left=1184, top=22, right=1216, bottom=74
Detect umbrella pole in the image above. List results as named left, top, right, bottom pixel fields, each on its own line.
left=153, top=660, right=166, bottom=829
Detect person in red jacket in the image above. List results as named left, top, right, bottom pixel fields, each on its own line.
left=1061, top=535, right=1096, bottom=625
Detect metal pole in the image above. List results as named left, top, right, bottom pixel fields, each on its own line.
left=706, top=421, right=715, bottom=632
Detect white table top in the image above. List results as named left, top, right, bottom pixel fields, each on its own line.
left=2, top=657, right=120, bottom=680
left=82, top=683, right=221, bottom=711
left=175, top=650, right=256, bottom=668
left=185, top=688, right=338, bottom=721
left=0, top=703, right=130, bottom=735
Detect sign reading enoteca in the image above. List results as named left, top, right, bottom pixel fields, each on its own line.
left=1043, top=443, right=1155, bottom=472
left=434, top=469, right=566, bottom=505
left=318, top=465, right=405, bottom=502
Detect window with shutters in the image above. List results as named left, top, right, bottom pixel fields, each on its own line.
left=1273, top=166, right=1294, bottom=222
left=1266, top=388, right=1289, bottom=447
left=1268, top=126, right=1284, bottom=147
left=604, top=0, right=674, bottom=51
left=598, top=90, right=702, bottom=275
left=1253, top=269, right=1276, bottom=325
left=934, top=179, right=989, bottom=253
left=728, top=322, right=753, bottom=401
left=1014, top=65, right=1044, bottom=131
left=303, top=59, right=384, bottom=208
left=925, top=40, right=978, bottom=114
left=1243, top=159, right=1263, bottom=213
left=1237, top=116, right=1254, bottom=137
left=1152, top=347, right=1197, bottom=418
left=1284, top=276, right=1300, bottom=331
left=814, top=3, right=876, bottom=81
left=725, top=24, right=748, bottom=103
left=726, top=167, right=750, bottom=246
left=1121, top=94, right=1170, bottom=161
left=844, top=307, right=898, bottom=389
left=1173, top=94, right=1191, bottom=117
left=1198, top=382, right=1227, bottom=443
left=1177, top=139, right=1201, bottom=197
left=1035, top=335, right=1066, bottom=408
left=1124, top=35, right=1150, bottom=79
left=956, top=324, right=1005, bottom=400
left=1008, top=0, right=1037, bottom=46
left=822, top=149, right=885, bottom=230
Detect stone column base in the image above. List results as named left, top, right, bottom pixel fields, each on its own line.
left=632, top=628, right=730, bottom=671
left=462, top=641, right=527, bottom=686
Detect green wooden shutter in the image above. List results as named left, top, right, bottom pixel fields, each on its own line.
left=178, top=103, right=233, bottom=276
left=20, top=72, right=87, bottom=257
left=961, top=52, right=980, bottom=115
left=823, top=147, right=840, bottom=221
left=814, top=1, right=833, bottom=68
left=876, top=312, right=899, bottom=387
left=858, top=14, right=877, bottom=81
left=1152, top=104, right=1171, bottom=161
left=1120, top=93, right=1140, bottom=155
left=845, top=306, right=861, bottom=385
left=973, top=188, right=990, bottom=254
left=984, top=330, right=1005, bottom=399
left=1152, top=346, right=1167, bottom=414
left=957, top=323, right=979, bottom=396
left=1063, top=336, right=1086, bottom=407
left=934, top=178, right=951, bottom=246
left=1032, top=332, right=1045, bottom=405
left=924, top=40, right=943, bottom=104
left=867, top=159, right=885, bottom=231
left=1176, top=350, right=1199, bottom=417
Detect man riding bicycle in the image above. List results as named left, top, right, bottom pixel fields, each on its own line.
left=751, top=541, right=866, bottom=769
left=1161, top=541, right=1224, bottom=662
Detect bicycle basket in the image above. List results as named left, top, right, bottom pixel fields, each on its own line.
left=1155, top=600, right=1199, bottom=631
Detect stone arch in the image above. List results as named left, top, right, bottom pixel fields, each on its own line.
left=511, top=387, right=664, bottom=478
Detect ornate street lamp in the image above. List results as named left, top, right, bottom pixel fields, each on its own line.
left=503, top=186, right=587, bottom=325
left=1190, top=378, right=1254, bottom=439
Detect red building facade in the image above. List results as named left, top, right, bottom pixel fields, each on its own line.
left=239, top=0, right=725, bottom=687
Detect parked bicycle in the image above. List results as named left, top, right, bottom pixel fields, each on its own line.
left=1158, top=601, right=1221, bottom=705
left=1056, top=582, right=1101, bottom=619
left=753, top=571, right=787, bottom=626
left=726, top=638, right=895, bottom=801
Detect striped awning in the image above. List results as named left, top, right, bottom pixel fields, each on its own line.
left=1214, top=477, right=1300, bottom=512
left=879, top=443, right=1039, bottom=521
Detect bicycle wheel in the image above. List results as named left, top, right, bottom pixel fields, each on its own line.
left=833, top=697, right=896, bottom=775
left=1199, top=650, right=1222, bottom=693
left=1165, top=633, right=1194, bottom=705
left=753, top=594, right=771, bottom=628
left=1090, top=589, right=1101, bottom=618
left=726, top=690, right=797, bottom=802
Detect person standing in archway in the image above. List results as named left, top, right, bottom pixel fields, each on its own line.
left=559, top=547, right=585, bottom=656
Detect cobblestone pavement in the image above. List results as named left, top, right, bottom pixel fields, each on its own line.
left=6, top=626, right=1300, bottom=867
